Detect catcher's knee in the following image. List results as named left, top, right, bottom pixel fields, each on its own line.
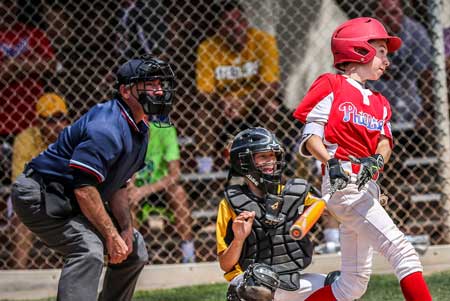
left=227, top=263, right=280, bottom=301
left=335, top=271, right=369, bottom=300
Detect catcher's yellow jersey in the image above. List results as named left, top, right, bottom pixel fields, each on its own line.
left=196, top=28, right=280, bottom=98
left=216, top=191, right=316, bottom=281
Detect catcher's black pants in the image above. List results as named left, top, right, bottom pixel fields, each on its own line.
left=11, top=172, right=149, bottom=301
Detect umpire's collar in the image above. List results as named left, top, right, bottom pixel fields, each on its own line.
left=117, top=99, right=149, bottom=134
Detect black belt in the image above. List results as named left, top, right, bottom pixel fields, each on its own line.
left=24, top=166, right=74, bottom=192
left=24, top=166, right=44, bottom=185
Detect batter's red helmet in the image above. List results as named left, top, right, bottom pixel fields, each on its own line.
left=331, top=17, right=402, bottom=70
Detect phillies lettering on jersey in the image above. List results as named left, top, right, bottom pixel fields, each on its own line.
left=293, top=73, right=393, bottom=160
left=339, top=102, right=384, bottom=131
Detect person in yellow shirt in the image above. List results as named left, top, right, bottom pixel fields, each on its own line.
left=10, top=92, right=69, bottom=268
left=11, top=93, right=69, bottom=180
left=195, top=0, right=281, bottom=164
left=216, top=127, right=340, bottom=301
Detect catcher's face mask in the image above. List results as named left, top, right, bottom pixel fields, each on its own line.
left=248, top=149, right=285, bottom=195
left=252, top=150, right=286, bottom=227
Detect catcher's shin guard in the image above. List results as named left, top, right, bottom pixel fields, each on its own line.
left=237, top=263, right=280, bottom=301
left=226, top=284, right=240, bottom=301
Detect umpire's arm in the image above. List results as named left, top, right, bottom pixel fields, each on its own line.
left=75, top=186, right=129, bottom=264
left=109, top=187, right=134, bottom=257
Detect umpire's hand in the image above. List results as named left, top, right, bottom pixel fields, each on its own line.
left=121, top=227, right=134, bottom=257
left=107, top=233, right=129, bottom=264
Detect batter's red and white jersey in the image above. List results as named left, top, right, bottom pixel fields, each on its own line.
left=293, top=73, right=393, bottom=161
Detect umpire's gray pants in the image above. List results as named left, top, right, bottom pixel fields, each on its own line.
left=11, top=173, right=149, bottom=301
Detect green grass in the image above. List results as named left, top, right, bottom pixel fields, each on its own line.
left=133, top=283, right=227, bottom=301
left=7, top=271, right=450, bottom=301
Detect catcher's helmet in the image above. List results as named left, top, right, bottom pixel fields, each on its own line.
left=331, top=17, right=402, bottom=70
left=116, top=55, right=175, bottom=119
left=229, top=127, right=285, bottom=194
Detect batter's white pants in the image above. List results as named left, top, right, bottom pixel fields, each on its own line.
left=322, top=173, right=423, bottom=301
left=230, top=272, right=326, bottom=301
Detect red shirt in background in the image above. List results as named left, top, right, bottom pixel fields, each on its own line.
left=0, top=22, right=54, bottom=135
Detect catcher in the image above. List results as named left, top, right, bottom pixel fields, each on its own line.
left=216, top=127, right=339, bottom=301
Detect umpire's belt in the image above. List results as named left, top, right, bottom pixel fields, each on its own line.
left=23, top=165, right=78, bottom=218
left=321, top=161, right=380, bottom=181
left=24, top=166, right=71, bottom=187
left=24, top=166, right=45, bottom=185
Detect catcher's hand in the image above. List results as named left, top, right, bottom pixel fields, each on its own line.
left=327, top=158, right=349, bottom=194
left=349, top=154, right=384, bottom=191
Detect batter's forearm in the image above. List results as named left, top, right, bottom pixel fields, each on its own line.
left=306, top=135, right=331, bottom=163
left=376, top=137, right=392, bottom=163
left=75, top=186, right=120, bottom=241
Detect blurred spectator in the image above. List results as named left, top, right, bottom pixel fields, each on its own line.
left=0, top=0, right=55, bottom=184
left=11, top=93, right=69, bottom=180
left=42, top=1, right=116, bottom=118
left=333, top=0, right=374, bottom=19
left=10, top=92, right=69, bottom=268
left=445, top=27, right=450, bottom=87
left=128, top=122, right=195, bottom=263
left=445, top=27, right=450, bottom=118
left=370, top=0, right=432, bottom=130
left=195, top=0, right=281, bottom=165
left=115, top=0, right=168, bottom=61
left=41, top=3, right=77, bottom=98
left=163, top=4, right=219, bottom=173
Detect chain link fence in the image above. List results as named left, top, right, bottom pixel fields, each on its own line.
left=0, top=0, right=449, bottom=269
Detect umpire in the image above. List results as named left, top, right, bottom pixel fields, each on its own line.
left=11, top=55, right=176, bottom=301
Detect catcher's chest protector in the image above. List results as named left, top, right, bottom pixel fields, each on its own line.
left=225, top=184, right=314, bottom=291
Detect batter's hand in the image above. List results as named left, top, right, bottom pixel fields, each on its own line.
left=327, top=158, right=349, bottom=194
left=107, top=233, right=129, bottom=264
left=349, top=154, right=384, bottom=191
left=232, top=211, right=256, bottom=242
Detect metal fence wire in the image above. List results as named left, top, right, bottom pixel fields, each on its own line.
left=0, top=0, right=449, bottom=268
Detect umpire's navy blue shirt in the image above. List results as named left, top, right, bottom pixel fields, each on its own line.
left=29, top=99, right=149, bottom=202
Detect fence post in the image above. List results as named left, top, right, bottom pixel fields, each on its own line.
left=429, top=0, right=450, bottom=242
